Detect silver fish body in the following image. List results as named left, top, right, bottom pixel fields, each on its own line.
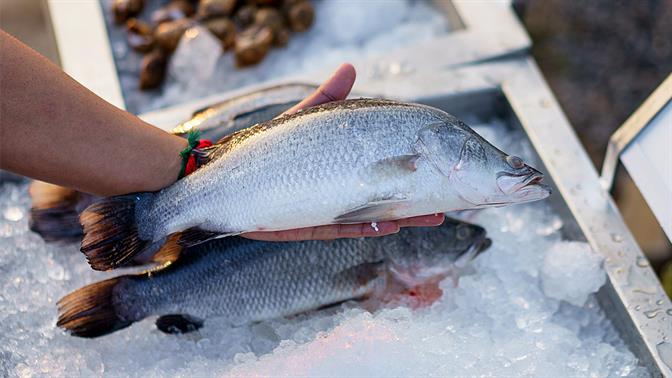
left=59, top=219, right=489, bottom=337
left=144, top=99, right=548, bottom=238
left=81, top=99, right=548, bottom=270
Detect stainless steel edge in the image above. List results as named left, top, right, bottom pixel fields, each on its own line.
left=501, top=59, right=671, bottom=376
left=600, top=74, right=672, bottom=192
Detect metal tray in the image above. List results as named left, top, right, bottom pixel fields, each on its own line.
left=45, top=0, right=529, bottom=114
left=140, top=58, right=671, bottom=376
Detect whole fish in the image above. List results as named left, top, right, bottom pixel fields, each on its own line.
left=81, top=99, right=550, bottom=271
left=58, top=218, right=490, bottom=338
left=29, top=83, right=312, bottom=245
left=170, top=83, right=316, bottom=140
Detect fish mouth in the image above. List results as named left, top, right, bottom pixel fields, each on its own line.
left=454, top=235, right=491, bottom=268
left=496, top=165, right=551, bottom=201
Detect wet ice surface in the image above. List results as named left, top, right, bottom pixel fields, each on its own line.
left=101, top=0, right=450, bottom=114
left=0, top=119, right=648, bottom=377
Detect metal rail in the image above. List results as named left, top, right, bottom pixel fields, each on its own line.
left=600, top=74, right=672, bottom=192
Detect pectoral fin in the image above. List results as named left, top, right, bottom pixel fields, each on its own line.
left=335, top=197, right=409, bottom=223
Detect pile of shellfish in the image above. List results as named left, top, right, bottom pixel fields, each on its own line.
left=111, top=0, right=315, bottom=90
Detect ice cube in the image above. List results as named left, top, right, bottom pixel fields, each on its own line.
left=168, top=26, right=222, bottom=88
left=541, top=241, right=606, bottom=306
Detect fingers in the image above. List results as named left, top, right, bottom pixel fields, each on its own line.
left=284, top=63, right=356, bottom=115
left=242, top=214, right=444, bottom=242
left=397, top=213, right=445, bottom=228
left=242, top=221, right=400, bottom=242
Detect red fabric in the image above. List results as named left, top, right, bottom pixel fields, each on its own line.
left=184, top=140, right=213, bottom=176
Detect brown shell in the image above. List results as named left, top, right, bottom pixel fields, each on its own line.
left=139, top=49, right=168, bottom=90
left=111, top=0, right=144, bottom=25
left=154, top=18, right=193, bottom=53
left=286, top=1, right=314, bottom=32
left=197, top=0, right=237, bottom=20
left=126, top=19, right=154, bottom=53
left=234, top=4, right=257, bottom=28
left=151, top=0, right=195, bottom=24
left=234, top=24, right=273, bottom=67
left=205, top=18, right=237, bottom=50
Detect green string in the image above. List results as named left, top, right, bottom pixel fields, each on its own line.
left=177, top=130, right=201, bottom=180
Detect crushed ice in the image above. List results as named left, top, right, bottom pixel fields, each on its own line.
left=0, top=119, right=647, bottom=376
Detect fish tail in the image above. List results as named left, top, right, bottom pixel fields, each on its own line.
left=57, top=276, right=134, bottom=338
left=80, top=193, right=155, bottom=271
left=28, top=181, right=89, bottom=243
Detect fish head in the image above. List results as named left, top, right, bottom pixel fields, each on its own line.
left=390, top=220, right=490, bottom=281
left=415, top=121, right=551, bottom=208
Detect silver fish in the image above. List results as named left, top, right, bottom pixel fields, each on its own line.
left=29, top=84, right=310, bottom=245
left=58, top=219, right=490, bottom=338
left=170, top=83, right=316, bottom=140
left=81, top=99, right=549, bottom=270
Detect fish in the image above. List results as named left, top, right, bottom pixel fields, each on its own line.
left=29, top=83, right=313, bottom=245
left=170, top=83, right=316, bottom=140
left=57, top=218, right=490, bottom=338
left=80, top=98, right=550, bottom=271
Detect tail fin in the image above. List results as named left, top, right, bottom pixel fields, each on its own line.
left=29, top=181, right=95, bottom=243
left=80, top=194, right=155, bottom=271
left=57, top=276, right=133, bottom=337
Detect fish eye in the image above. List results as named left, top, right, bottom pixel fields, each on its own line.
left=456, top=225, right=471, bottom=240
left=506, top=155, right=524, bottom=169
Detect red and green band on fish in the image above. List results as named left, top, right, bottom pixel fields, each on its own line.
left=178, top=130, right=213, bottom=179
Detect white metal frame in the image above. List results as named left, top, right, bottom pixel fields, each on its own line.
left=600, top=74, right=672, bottom=241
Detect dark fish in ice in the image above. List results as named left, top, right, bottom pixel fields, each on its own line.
left=58, top=218, right=490, bottom=338
left=80, top=98, right=550, bottom=271
left=170, top=83, right=316, bottom=141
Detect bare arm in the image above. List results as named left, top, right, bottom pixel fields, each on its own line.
left=0, top=30, right=185, bottom=196
left=0, top=31, right=442, bottom=240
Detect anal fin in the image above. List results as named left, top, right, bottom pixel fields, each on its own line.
left=155, top=314, right=203, bottom=334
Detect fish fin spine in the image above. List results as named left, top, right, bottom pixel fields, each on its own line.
left=57, top=276, right=134, bottom=338
left=80, top=193, right=154, bottom=271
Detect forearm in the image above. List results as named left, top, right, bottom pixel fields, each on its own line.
left=0, top=30, right=185, bottom=196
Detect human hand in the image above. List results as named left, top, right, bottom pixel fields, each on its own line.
left=242, top=63, right=445, bottom=241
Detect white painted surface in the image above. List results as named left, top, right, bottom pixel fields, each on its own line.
left=621, top=100, right=672, bottom=240
left=47, top=0, right=125, bottom=109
